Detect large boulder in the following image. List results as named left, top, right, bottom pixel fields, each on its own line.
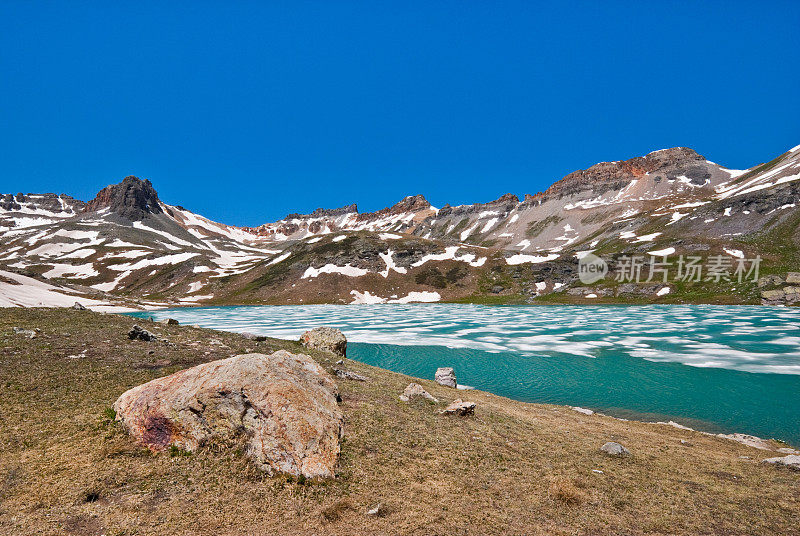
left=113, top=351, right=344, bottom=479
left=300, top=327, right=347, bottom=357
left=435, top=367, right=457, bottom=388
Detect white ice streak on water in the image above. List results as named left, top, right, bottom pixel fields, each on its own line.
left=140, top=304, right=800, bottom=375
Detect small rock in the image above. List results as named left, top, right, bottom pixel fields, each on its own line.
left=241, top=332, right=267, bottom=341
left=592, top=469, right=604, bottom=474
left=441, top=399, right=475, bottom=416
left=762, top=455, right=800, bottom=470
left=72, top=302, right=87, bottom=310
left=399, top=383, right=438, bottom=403
left=490, top=285, right=504, bottom=294
left=335, top=359, right=344, bottom=365
left=157, top=318, right=179, bottom=325
left=127, top=325, right=158, bottom=342
left=300, top=327, right=347, bottom=357
left=680, top=439, right=693, bottom=446
left=572, top=406, right=594, bottom=415
left=12, top=327, right=36, bottom=339
left=658, top=420, right=694, bottom=431
left=600, top=442, right=630, bottom=456
left=435, top=367, right=457, bottom=388
left=333, top=368, right=368, bottom=382
left=366, top=503, right=384, bottom=516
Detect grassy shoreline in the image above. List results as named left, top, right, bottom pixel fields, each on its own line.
left=1, top=308, right=799, bottom=535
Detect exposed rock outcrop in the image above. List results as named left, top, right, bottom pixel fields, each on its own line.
left=762, top=455, right=800, bottom=470
left=128, top=325, right=158, bottom=342
left=717, top=433, right=772, bottom=450
left=300, top=327, right=347, bottom=357
left=84, top=176, right=163, bottom=221
left=113, top=351, right=344, bottom=478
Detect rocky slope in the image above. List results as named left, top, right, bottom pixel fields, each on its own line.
left=2, top=143, right=799, bottom=307
left=2, top=308, right=798, bottom=535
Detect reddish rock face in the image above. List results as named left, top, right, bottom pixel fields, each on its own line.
left=113, top=351, right=344, bottom=479
left=84, top=176, right=163, bottom=221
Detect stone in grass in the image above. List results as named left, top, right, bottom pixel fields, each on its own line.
left=241, top=332, right=268, bottom=342
left=157, top=318, right=179, bottom=325
left=399, top=383, right=438, bottom=403
left=128, top=325, right=158, bottom=342
left=72, top=302, right=87, bottom=310
left=762, top=455, right=800, bottom=470
left=600, top=442, right=631, bottom=457
left=300, top=327, right=347, bottom=357
left=12, top=327, right=37, bottom=339
left=366, top=503, right=387, bottom=516
left=113, top=351, right=344, bottom=479
left=435, top=367, right=457, bottom=388
left=333, top=368, right=369, bottom=382
left=441, top=399, right=476, bottom=416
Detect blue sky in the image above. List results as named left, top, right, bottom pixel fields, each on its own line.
left=1, top=1, right=798, bottom=226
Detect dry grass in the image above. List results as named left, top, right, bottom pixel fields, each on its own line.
left=0, top=308, right=799, bottom=535
left=548, top=477, right=588, bottom=506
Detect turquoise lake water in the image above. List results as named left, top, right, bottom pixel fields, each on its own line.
left=127, top=304, right=800, bottom=445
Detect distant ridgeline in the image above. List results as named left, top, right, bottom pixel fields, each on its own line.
left=1, top=143, right=800, bottom=307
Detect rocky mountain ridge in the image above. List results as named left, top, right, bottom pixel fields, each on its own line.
left=1, top=143, right=799, bottom=308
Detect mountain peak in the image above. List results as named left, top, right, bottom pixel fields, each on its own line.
left=388, top=194, right=430, bottom=212
left=84, top=176, right=163, bottom=221
left=534, top=147, right=707, bottom=199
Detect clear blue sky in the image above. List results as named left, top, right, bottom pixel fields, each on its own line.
left=1, top=1, right=798, bottom=226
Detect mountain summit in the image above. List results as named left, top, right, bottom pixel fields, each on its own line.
left=84, top=176, right=163, bottom=221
